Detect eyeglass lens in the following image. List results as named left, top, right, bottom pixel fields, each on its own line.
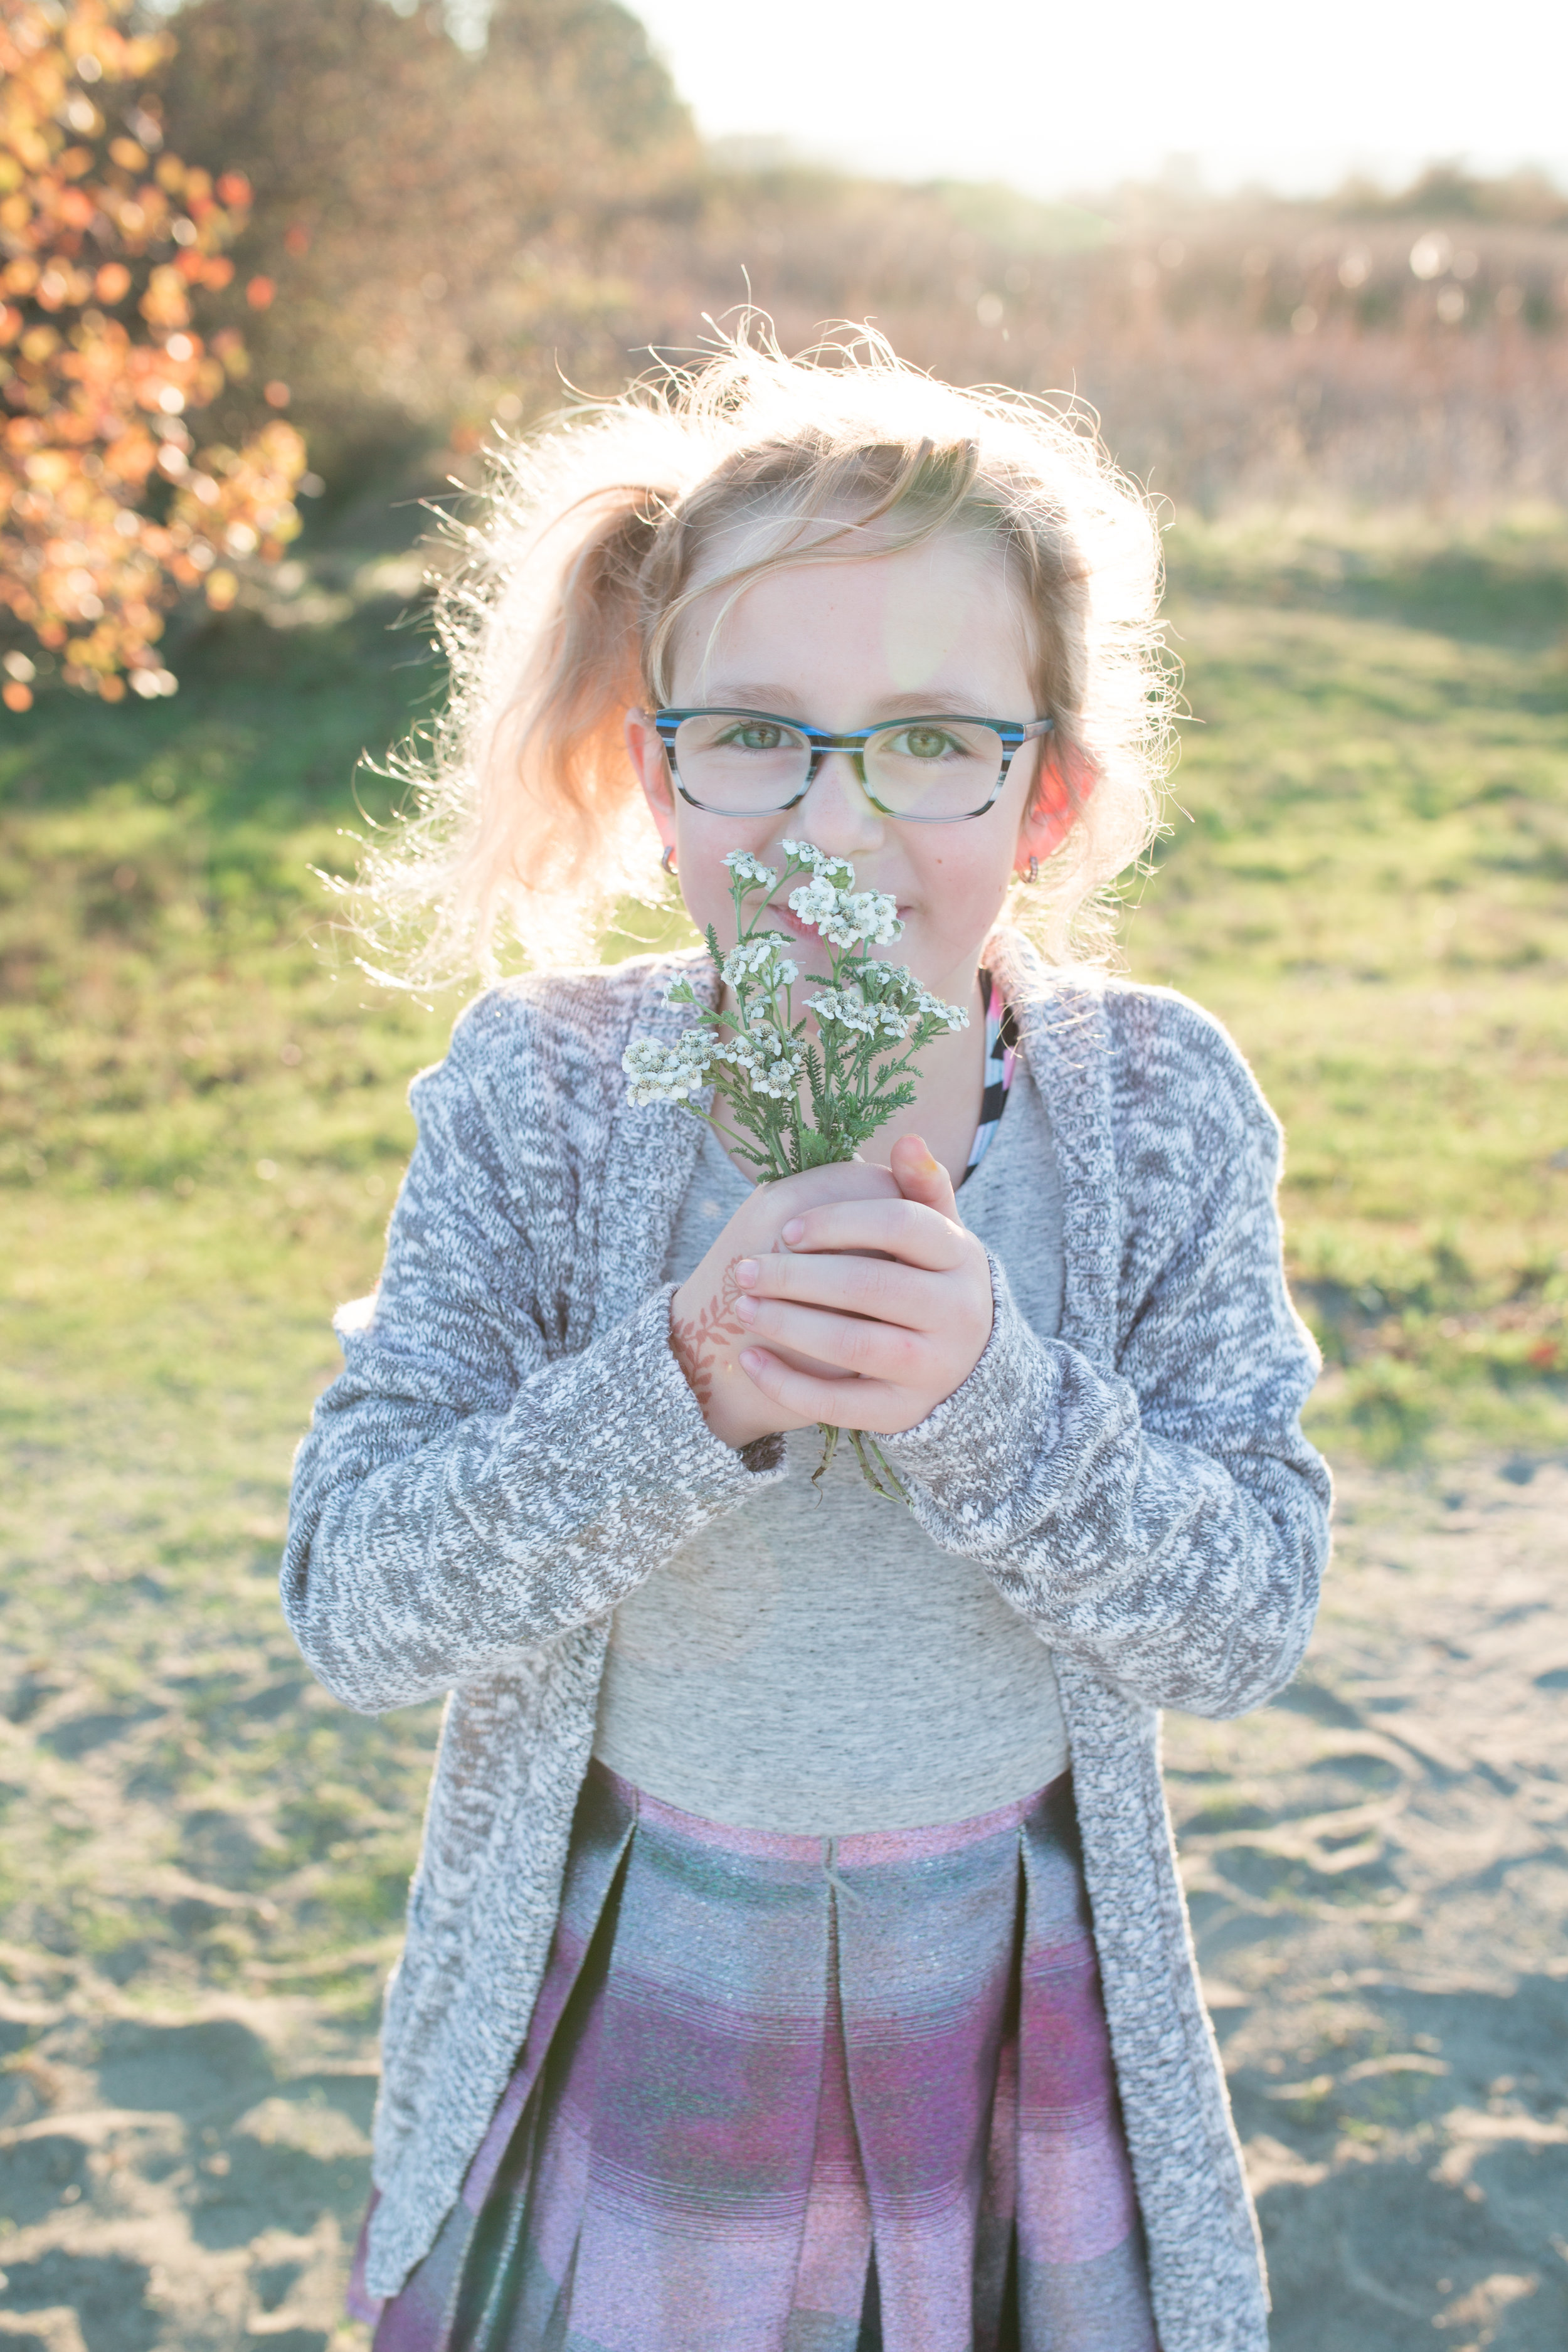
left=671, top=714, right=1008, bottom=819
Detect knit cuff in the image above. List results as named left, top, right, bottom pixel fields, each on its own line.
left=586, top=1281, right=789, bottom=1512
left=881, top=1253, right=1061, bottom=1513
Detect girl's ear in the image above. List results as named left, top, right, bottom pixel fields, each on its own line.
left=625, top=706, right=677, bottom=860
left=1017, top=739, right=1095, bottom=871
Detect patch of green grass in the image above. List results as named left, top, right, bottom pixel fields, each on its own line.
left=1, top=578, right=453, bottom=2003
left=1, top=510, right=1565, bottom=2001
left=1138, top=509, right=1568, bottom=1462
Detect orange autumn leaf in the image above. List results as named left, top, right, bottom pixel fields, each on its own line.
left=139, top=262, right=191, bottom=327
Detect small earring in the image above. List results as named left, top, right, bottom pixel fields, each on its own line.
left=1024, top=855, right=1040, bottom=885
left=660, top=844, right=676, bottom=876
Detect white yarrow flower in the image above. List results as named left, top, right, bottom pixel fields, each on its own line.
left=721, top=1024, right=805, bottom=1099
left=721, top=936, right=798, bottom=991
left=723, top=850, right=778, bottom=889
left=915, top=987, right=970, bottom=1032
left=622, top=1028, right=716, bottom=1106
left=787, top=875, right=840, bottom=930
left=818, top=888, right=903, bottom=948
left=809, top=985, right=882, bottom=1037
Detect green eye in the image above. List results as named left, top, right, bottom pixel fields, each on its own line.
left=719, top=722, right=788, bottom=752
left=896, top=726, right=956, bottom=760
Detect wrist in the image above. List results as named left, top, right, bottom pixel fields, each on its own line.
left=669, top=1294, right=787, bottom=1450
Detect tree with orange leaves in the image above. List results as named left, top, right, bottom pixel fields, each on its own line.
left=0, top=0, right=307, bottom=707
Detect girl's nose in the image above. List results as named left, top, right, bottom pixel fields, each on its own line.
left=797, top=749, right=885, bottom=857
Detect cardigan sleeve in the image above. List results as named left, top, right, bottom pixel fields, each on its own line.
left=881, top=1007, right=1331, bottom=1719
left=281, top=1012, right=781, bottom=1716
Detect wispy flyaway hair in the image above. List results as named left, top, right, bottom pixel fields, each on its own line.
left=351, top=321, right=1176, bottom=983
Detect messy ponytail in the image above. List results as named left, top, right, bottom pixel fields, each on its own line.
left=349, top=322, right=1175, bottom=986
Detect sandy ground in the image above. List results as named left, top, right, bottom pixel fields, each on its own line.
left=3, top=1452, right=1565, bottom=2351
left=1165, top=1454, right=1568, bottom=2351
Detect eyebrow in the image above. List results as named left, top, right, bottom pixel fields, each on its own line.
left=691, top=684, right=1009, bottom=719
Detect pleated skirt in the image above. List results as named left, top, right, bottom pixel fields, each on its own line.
left=352, top=1761, right=1158, bottom=2352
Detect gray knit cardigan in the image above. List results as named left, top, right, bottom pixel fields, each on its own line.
left=282, top=930, right=1331, bottom=2346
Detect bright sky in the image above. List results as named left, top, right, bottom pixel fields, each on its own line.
left=632, top=0, right=1568, bottom=199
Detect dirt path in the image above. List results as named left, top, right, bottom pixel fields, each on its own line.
left=1166, top=1454, right=1568, bottom=2351
left=3, top=1454, right=1565, bottom=2350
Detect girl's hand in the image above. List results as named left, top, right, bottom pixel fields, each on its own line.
left=669, top=1155, right=902, bottom=1450
left=731, top=1135, right=994, bottom=1438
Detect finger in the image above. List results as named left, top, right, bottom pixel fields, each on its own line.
left=891, top=1133, right=961, bottom=1224
left=775, top=1196, right=967, bottom=1272
left=736, top=1251, right=938, bottom=1326
left=738, top=1348, right=908, bottom=1434
left=766, top=1159, right=901, bottom=1217
left=736, top=1294, right=930, bottom=1384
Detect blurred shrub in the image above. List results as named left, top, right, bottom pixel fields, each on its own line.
left=0, top=0, right=307, bottom=701
left=152, top=0, right=699, bottom=482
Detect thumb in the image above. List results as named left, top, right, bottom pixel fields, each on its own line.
left=890, top=1132, right=960, bottom=1221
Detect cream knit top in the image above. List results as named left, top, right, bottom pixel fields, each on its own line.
left=595, top=1067, right=1070, bottom=1830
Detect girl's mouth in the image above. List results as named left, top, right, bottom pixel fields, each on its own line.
left=774, top=903, right=820, bottom=946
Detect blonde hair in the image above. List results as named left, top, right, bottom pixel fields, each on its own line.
left=352, top=322, right=1175, bottom=984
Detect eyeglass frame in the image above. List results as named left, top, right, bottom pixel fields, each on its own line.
left=651, top=706, right=1056, bottom=824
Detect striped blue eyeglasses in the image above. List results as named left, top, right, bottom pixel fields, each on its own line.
left=654, top=707, right=1054, bottom=824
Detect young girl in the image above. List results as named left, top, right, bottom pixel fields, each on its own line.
left=285, top=331, right=1330, bottom=2352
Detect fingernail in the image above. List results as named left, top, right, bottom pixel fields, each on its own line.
left=896, top=1136, right=940, bottom=1176
left=781, top=1219, right=803, bottom=1244
left=736, top=1295, right=756, bottom=1323
left=739, top=1349, right=765, bottom=1374
left=735, top=1258, right=758, bottom=1286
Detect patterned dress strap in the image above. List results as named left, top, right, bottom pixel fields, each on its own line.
left=961, top=965, right=1018, bottom=1186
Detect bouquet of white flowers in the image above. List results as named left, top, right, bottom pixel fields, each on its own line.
left=623, top=840, right=969, bottom=1495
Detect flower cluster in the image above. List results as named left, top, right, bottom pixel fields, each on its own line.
left=623, top=837, right=967, bottom=1172
left=721, top=850, right=778, bottom=889
left=809, top=961, right=971, bottom=1042
left=807, top=983, right=905, bottom=1039
left=623, top=840, right=970, bottom=1502
left=786, top=872, right=901, bottom=946
left=719, top=1022, right=807, bottom=1099
left=622, top=1027, right=714, bottom=1107
left=721, top=935, right=798, bottom=992
left=778, top=838, right=902, bottom=948
left=916, top=988, right=971, bottom=1031
left=780, top=841, right=852, bottom=887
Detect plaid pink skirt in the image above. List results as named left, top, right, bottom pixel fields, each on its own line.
left=352, top=1761, right=1158, bottom=2351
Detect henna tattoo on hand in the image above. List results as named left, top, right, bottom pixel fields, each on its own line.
left=669, top=1258, right=745, bottom=1412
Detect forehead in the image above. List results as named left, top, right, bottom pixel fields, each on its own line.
left=672, top=520, right=1033, bottom=700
